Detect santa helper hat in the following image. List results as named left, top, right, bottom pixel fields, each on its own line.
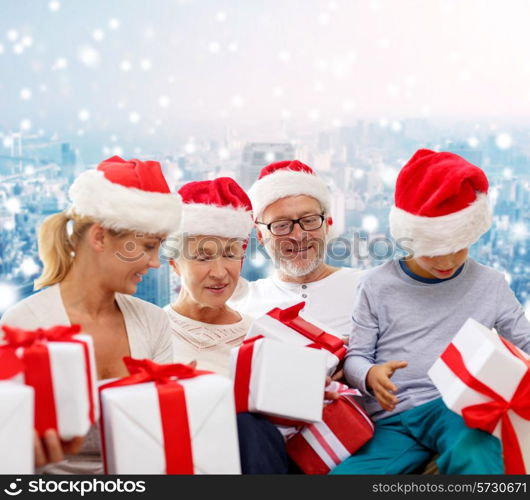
left=389, top=149, right=493, bottom=257
left=178, top=177, right=253, bottom=239
left=248, top=160, right=332, bottom=222
left=68, top=156, right=182, bottom=235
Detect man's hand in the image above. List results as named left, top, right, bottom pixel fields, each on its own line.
left=34, top=429, right=85, bottom=467
left=366, top=361, right=408, bottom=412
left=323, top=376, right=340, bottom=401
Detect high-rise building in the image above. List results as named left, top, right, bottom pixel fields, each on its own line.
left=135, top=259, right=171, bottom=307
left=239, top=142, right=295, bottom=189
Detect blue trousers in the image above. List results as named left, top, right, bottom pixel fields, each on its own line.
left=330, top=398, right=503, bottom=475
left=237, top=413, right=288, bottom=474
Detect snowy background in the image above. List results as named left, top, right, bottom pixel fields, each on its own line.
left=1, top=0, right=530, bottom=315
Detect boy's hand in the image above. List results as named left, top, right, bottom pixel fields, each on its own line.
left=366, top=361, right=408, bottom=412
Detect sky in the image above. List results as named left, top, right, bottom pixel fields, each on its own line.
left=1, top=0, right=530, bottom=152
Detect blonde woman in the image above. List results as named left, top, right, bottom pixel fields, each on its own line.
left=0, top=156, right=182, bottom=473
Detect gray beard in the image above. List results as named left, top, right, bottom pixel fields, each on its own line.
left=264, top=240, right=326, bottom=278
left=277, top=254, right=324, bottom=278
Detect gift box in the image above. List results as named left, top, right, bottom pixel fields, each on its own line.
left=100, top=357, right=241, bottom=474
left=286, top=383, right=374, bottom=474
left=1, top=324, right=99, bottom=440
left=245, top=302, right=346, bottom=374
left=0, top=347, right=34, bottom=474
left=428, top=317, right=530, bottom=474
left=231, top=336, right=327, bottom=423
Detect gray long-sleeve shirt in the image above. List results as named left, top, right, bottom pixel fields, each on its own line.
left=344, top=258, right=530, bottom=421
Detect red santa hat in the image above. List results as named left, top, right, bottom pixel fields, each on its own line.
left=68, top=156, right=182, bottom=235
left=178, top=177, right=253, bottom=239
left=248, top=160, right=331, bottom=219
left=389, top=149, right=492, bottom=257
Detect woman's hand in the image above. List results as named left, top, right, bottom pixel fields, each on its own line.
left=366, top=361, right=408, bottom=412
left=34, top=429, right=84, bottom=467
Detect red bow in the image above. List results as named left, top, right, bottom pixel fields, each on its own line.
left=268, top=302, right=346, bottom=358
left=2, top=324, right=82, bottom=347
left=441, top=338, right=530, bottom=474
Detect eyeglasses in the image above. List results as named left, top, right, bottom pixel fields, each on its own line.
left=256, top=214, right=325, bottom=236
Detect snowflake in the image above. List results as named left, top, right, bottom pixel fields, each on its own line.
left=140, top=59, right=152, bottom=71
left=129, top=112, right=140, bottom=124
left=48, top=1, right=61, bottom=12
left=21, top=258, right=40, bottom=277
left=278, top=50, right=291, bottom=62
left=216, top=11, right=227, bottom=22
left=0, top=44, right=4, bottom=54
left=228, top=42, right=238, bottom=52
left=78, top=109, right=90, bottom=121
left=13, top=43, right=24, bottom=55
left=467, top=137, right=479, bottom=148
left=391, top=121, right=402, bottom=132
left=7, top=29, right=19, bottom=41
left=53, top=57, right=68, bottom=70
left=20, top=88, right=32, bottom=100
left=108, top=19, right=120, bottom=30
left=158, top=95, right=170, bottom=108
left=93, top=29, right=105, bottom=41
left=21, top=36, right=33, bottom=47
left=362, top=215, right=379, bottom=233
left=0, top=283, right=18, bottom=311
left=77, top=45, right=100, bottom=68
left=20, top=119, right=32, bottom=131
left=6, top=197, right=21, bottom=213
left=232, top=95, right=244, bottom=108
left=120, top=60, right=132, bottom=71
left=208, top=42, right=221, bottom=54
left=496, top=132, right=512, bottom=150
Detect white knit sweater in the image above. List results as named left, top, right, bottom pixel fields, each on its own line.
left=164, top=305, right=253, bottom=377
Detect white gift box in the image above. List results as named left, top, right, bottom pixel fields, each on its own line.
left=100, top=373, right=241, bottom=474
left=428, top=317, right=530, bottom=473
left=230, top=337, right=327, bottom=423
left=19, top=333, right=99, bottom=440
left=246, top=304, right=345, bottom=375
left=0, top=381, right=34, bottom=474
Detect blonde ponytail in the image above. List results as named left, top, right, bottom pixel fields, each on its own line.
left=34, top=212, right=94, bottom=290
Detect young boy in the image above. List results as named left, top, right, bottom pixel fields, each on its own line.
left=331, top=149, right=530, bottom=474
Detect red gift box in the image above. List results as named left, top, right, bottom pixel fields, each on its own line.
left=286, top=387, right=374, bottom=474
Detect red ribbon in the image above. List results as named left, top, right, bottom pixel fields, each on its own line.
left=0, top=346, right=25, bottom=380
left=1, top=324, right=96, bottom=437
left=99, top=357, right=212, bottom=474
left=441, top=338, right=530, bottom=474
left=267, top=302, right=346, bottom=358
left=233, top=335, right=263, bottom=413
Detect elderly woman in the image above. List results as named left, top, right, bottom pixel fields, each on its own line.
left=0, top=156, right=182, bottom=473
left=164, top=177, right=289, bottom=473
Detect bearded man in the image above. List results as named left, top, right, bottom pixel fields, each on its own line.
left=229, top=160, right=362, bottom=342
